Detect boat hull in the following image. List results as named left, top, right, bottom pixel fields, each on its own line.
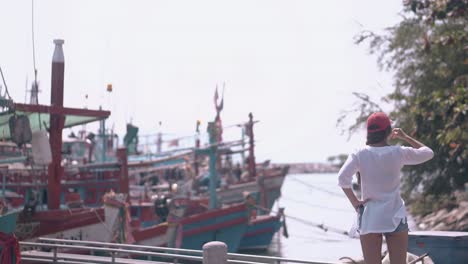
left=0, top=210, right=19, bottom=234
left=408, top=231, right=468, bottom=264
left=132, top=223, right=168, bottom=247
left=177, top=203, right=248, bottom=252
left=239, top=215, right=282, bottom=251
left=15, top=204, right=123, bottom=243
left=217, top=167, right=287, bottom=210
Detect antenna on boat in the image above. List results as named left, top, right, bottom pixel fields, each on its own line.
left=24, top=76, right=28, bottom=103
left=31, top=0, right=39, bottom=103
left=194, top=119, right=201, bottom=175
left=247, top=112, right=256, bottom=179
left=157, top=121, right=162, bottom=154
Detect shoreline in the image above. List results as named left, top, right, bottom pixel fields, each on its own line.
left=410, top=200, right=468, bottom=232
left=409, top=190, right=468, bottom=232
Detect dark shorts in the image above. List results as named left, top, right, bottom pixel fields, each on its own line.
left=358, top=205, right=409, bottom=235
left=386, top=218, right=409, bottom=234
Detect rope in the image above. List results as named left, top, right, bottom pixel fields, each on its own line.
left=408, top=253, right=428, bottom=264
left=0, top=66, right=12, bottom=100
left=281, top=197, right=351, bottom=213
left=90, top=207, right=114, bottom=236
left=338, top=256, right=359, bottom=264
left=284, top=214, right=350, bottom=236
left=66, top=207, right=106, bottom=229
left=31, top=0, right=37, bottom=75
left=251, top=204, right=351, bottom=237
left=31, top=0, right=42, bottom=129
left=290, top=177, right=344, bottom=197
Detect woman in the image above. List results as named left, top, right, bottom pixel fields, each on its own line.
left=338, top=112, right=434, bottom=264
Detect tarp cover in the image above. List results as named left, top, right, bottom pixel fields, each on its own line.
left=0, top=111, right=105, bottom=140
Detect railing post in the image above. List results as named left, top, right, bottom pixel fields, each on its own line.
left=111, top=251, right=115, bottom=263
left=203, top=241, right=227, bottom=264
left=53, top=246, right=57, bottom=263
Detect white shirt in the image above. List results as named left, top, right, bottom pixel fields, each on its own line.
left=338, top=145, right=434, bottom=234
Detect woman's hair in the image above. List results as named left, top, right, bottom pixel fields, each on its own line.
left=366, top=125, right=391, bottom=145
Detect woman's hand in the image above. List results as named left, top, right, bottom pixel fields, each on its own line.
left=342, top=188, right=370, bottom=211
left=353, top=198, right=370, bottom=212
left=390, top=127, right=427, bottom=149
left=389, top=128, right=408, bottom=140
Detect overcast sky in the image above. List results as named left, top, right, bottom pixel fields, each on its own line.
left=1, top=0, right=403, bottom=163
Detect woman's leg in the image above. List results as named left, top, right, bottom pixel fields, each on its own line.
left=360, top=233, right=383, bottom=264
left=385, top=230, right=408, bottom=264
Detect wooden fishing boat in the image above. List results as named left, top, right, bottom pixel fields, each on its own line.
left=408, top=231, right=468, bottom=264
left=126, top=113, right=289, bottom=252
left=0, top=40, right=132, bottom=249
left=217, top=166, right=288, bottom=210
left=0, top=39, right=283, bottom=254
left=238, top=214, right=283, bottom=251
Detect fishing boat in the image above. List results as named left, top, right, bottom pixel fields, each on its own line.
left=408, top=231, right=468, bottom=264
left=130, top=121, right=251, bottom=252
left=0, top=40, right=136, bottom=247
left=239, top=214, right=283, bottom=251
left=0, top=39, right=252, bottom=255
left=0, top=38, right=286, bottom=256
left=125, top=107, right=288, bottom=252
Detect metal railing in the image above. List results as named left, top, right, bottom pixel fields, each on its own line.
left=18, top=238, right=339, bottom=264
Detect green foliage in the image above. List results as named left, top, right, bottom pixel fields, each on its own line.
left=410, top=194, right=457, bottom=216
left=408, top=193, right=458, bottom=216
left=346, top=0, right=468, bottom=202
left=337, top=92, right=382, bottom=137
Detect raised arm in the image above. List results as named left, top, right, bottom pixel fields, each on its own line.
left=391, top=128, right=434, bottom=164
left=390, top=128, right=426, bottom=149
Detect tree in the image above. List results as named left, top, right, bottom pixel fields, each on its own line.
left=341, top=0, right=467, bottom=208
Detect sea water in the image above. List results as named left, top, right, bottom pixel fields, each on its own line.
left=265, top=173, right=364, bottom=262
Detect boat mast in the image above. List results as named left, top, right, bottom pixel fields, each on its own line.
left=30, top=81, right=39, bottom=105
left=194, top=120, right=201, bottom=176
left=207, top=121, right=218, bottom=209
left=47, top=39, right=65, bottom=210
left=99, top=106, right=106, bottom=162
left=240, top=126, right=246, bottom=168
left=247, top=113, right=256, bottom=179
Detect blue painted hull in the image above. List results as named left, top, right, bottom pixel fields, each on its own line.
left=266, top=188, right=281, bottom=211
left=239, top=215, right=282, bottom=251
left=179, top=204, right=248, bottom=252
left=408, top=231, right=468, bottom=264
left=0, top=210, right=19, bottom=234
left=0, top=210, right=19, bottom=264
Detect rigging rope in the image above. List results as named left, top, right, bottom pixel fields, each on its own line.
left=31, top=0, right=42, bottom=130
left=290, top=176, right=344, bottom=197
left=31, top=0, right=37, bottom=76
left=0, top=66, right=12, bottom=100
left=252, top=204, right=352, bottom=237
left=281, top=196, right=351, bottom=213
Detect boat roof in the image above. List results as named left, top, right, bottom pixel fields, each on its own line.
left=0, top=103, right=110, bottom=140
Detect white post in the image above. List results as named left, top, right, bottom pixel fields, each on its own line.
left=203, top=241, right=227, bottom=264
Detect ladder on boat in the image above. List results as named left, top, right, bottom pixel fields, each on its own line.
left=20, top=237, right=338, bottom=264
